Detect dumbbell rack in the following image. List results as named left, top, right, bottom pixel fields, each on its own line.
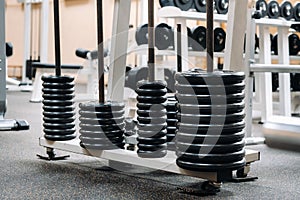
left=39, top=0, right=260, bottom=192
left=244, top=5, right=300, bottom=147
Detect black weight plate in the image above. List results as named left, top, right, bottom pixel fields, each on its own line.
left=135, top=88, right=167, bottom=96
left=135, top=24, right=148, bottom=45
left=137, top=136, right=167, bottom=144
left=215, top=0, right=229, bottom=14
left=176, top=93, right=245, bottom=105
left=159, top=0, right=175, bottom=7
left=138, top=116, right=166, bottom=124
left=178, top=121, right=245, bottom=135
left=177, top=102, right=245, bottom=115
left=137, top=149, right=167, bottom=158
left=43, top=123, right=75, bottom=130
left=42, top=88, right=74, bottom=95
left=43, top=117, right=75, bottom=124
left=166, top=119, right=178, bottom=126
left=176, top=131, right=245, bottom=144
left=45, top=134, right=76, bottom=141
left=175, top=70, right=245, bottom=85
left=43, top=111, right=75, bottom=119
left=80, top=142, right=124, bottom=150
left=175, top=82, right=245, bottom=95
left=137, top=80, right=167, bottom=89
left=176, top=157, right=245, bottom=172
left=267, top=0, right=280, bottom=19
left=42, top=94, right=74, bottom=101
left=79, top=123, right=125, bottom=132
left=137, top=102, right=167, bottom=110
left=155, top=23, right=173, bottom=50
left=79, top=129, right=125, bottom=138
left=79, top=101, right=124, bottom=112
left=43, top=105, right=74, bottom=112
left=294, top=3, right=300, bottom=21
left=176, top=140, right=245, bottom=154
left=289, top=33, right=300, bottom=55
left=138, top=143, right=168, bottom=151
left=178, top=112, right=245, bottom=124
left=214, top=27, right=226, bottom=52
left=138, top=129, right=167, bottom=138
left=176, top=149, right=245, bottom=164
left=42, top=100, right=73, bottom=107
left=80, top=135, right=124, bottom=144
left=79, top=110, right=125, bottom=119
left=256, top=0, right=268, bottom=18
left=194, top=0, right=206, bottom=13
left=137, top=109, right=166, bottom=117
left=138, top=124, right=167, bottom=132
left=42, top=82, right=74, bottom=90
left=42, top=75, right=74, bottom=83
left=280, top=1, right=294, bottom=20
left=191, top=26, right=206, bottom=51
left=167, top=126, right=177, bottom=134
left=137, top=96, right=167, bottom=104
left=44, top=128, right=76, bottom=135
left=174, top=0, right=194, bottom=11
left=79, top=116, right=125, bottom=126
left=167, top=111, right=177, bottom=119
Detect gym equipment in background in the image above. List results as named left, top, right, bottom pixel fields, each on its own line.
left=191, top=26, right=206, bottom=51
left=214, top=27, right=226, bottom=52
left=293, top=2, right=300, bottom=21
left=79, top=0, right=125, bottom=150
left=271, top=33, right=300, bottom=55
left=0, top=0, right=29, bottom=131
left=155, top=23, right=174, bottom=50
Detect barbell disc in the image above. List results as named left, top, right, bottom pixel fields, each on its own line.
left=267, top=0, right=280, bottom=19
left=135, top=24, right=148, bottom=45
left=280, top=1, right=294, bottom=20
left=256, top=0, right=268, bottom=18
left=215, top=0, right=229, bottom=15
left=174, top=0, right=194, bottom=11
left=214, top=27, right=226, bottom=52
left=191, top=26, right=206, bottom=51
left=194, top=0, right=206, bottom=13
left=159, top=0, right=175, bottom=7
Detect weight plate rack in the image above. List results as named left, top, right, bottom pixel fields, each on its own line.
left=79, top=102, right=125, bottom=150
left=175, top=70, right=246, bottom=172
left=136, top=80, right=168, bottom=158
left=165, top=96, right=178, bottom=150
left=42, top=76, right=76, bottom=141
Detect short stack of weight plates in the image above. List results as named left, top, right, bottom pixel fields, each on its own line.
left=42, top=75, right=76, bottom=141
left=136, top=80, right=168, bottom=158
left=79, top=102, right=125, bottom=150
left=175, top=70, right=246, bottom=172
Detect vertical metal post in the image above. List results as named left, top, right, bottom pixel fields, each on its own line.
left=177, top=24, right=182, bottom=72
left=97, top=0, right=105, bottom=103
left=53, top=0, right=61, bottom=76
left=206, top=0, right=214, bottom=72
left=148, top=0, right=155, bottom=81
left=0, top=0, right=6, bottom=118
left=40, top=0, right=49, bottom=63
left=22, top=1, right=32, bottom=82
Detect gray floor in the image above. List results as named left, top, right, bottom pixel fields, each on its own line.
left=0, top=90, right=299, bottom=200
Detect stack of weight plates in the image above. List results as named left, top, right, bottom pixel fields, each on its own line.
left=175, top=70, right=246, bottom=172
left=79, top=102, right=125, bottom=150
left=42, top=75, right=76, bottom=141
left=136, top=80, right=168, bottom=158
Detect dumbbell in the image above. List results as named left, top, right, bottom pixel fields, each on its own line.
left=136, top=23, right=174, bottom=50
left=191, top=26, right=206, bottom=51
left=159, top=0, right=194, bottom=11
left=215, top=0, right=229, bottom=14
left=155, top=23, right=174, bottom=50
left=256, top=0, right=268, bottom=18
left=267, top=0, right=280, bottom=19
left=214, top=27, right=226, bottom=52
left=294, top=2, right=300, bottom=21
left=280, top=1, right=294, bottom=20
left=271, top=33, right=300, bottom=55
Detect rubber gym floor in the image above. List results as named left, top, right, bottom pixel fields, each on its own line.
left=0, top=90, right=299, bottom=200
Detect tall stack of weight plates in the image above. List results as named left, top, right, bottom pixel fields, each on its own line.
left=42, top=75, right=76, bottom=141
left=175, top=71, right=246, bottom=172
left=136, top=80, right=168, bottom=158
left=79, top=102, right=125, bottom=150
left=165, top=96, right=178, bottom=150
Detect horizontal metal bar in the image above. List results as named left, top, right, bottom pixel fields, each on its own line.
left=250, top=64, right=300, bottom=73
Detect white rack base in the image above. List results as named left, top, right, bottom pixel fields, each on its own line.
left=39, top=137, right=260, bottom=182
